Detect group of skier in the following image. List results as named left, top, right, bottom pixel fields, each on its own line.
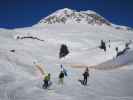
left=41, top=64, right=90, bottom=89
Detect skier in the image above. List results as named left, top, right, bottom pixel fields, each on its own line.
left=42, top=73, right=51, bottom=89
left=125, top=42, right=130, bottom=50
left=108, top=40, right=111, bottom=48
left=115, top=47, right=119, bottom=57
left=58, top=70, right=65, bottom=85
left=99, top=40, right=106, bottom=52
left=115, top=47, right=119, bottom=53
left=82, top=67, right=90, bottom=85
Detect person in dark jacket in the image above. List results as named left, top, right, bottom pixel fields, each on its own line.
left=83, top=67, right=89, bottom=85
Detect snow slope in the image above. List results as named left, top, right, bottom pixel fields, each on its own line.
left=0, top=9, right=133, bottom=100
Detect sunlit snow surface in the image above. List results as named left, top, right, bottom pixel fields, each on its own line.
left=0, top=24, right=133, bottom=100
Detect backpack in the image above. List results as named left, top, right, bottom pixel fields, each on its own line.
left=83, top=72, right=89, bottom=78
left=44, top=74, right=50, bottom=81
left=59, top=72, right=64, bottom=78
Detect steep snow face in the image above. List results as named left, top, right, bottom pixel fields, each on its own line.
left=38, top=8, right=111, bottom=26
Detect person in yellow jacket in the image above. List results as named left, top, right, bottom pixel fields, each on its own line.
left=34, top=62, right=51, bottom=89
left=42, top=73, right=51, bottom=89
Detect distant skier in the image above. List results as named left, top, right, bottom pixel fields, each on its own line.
left=43, top=73, right=51, bottom=89
left=99, top=40, right=106, bottom=52
left=125, top=42, right=130, bottom=50
left=115, top=46, right=119, bottom=53
left=108, top=40, right=111, bottom=48
left=115, top=47, right=119, bottom=57
left=58, top=70, right=65, bottom=85
left=82, top=67, right=90, bottom=85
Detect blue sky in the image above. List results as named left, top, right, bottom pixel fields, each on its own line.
left=0, top=0, right=133, bottom=29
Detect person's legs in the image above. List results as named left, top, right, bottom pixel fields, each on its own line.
left=58, top=78, right=64, bottom=87
left=84, top=77, right=87, bottom=85
left=42, top=80, right=45, bottom=88
left=60, top=78, right=64, bottom=85
left=45, top=80, right=48, bottom=88
left=58, top=78, right=61, bottom=84
left=43, top=80, right=48, bottom=89
left=42, top=83, right=45, bottom=88
left=83, top=77, right=86, bottom=85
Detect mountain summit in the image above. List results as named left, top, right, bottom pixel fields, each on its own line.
left=38, top=8, right=111, bottom=26
left=37, top=8, right=132, bottom=31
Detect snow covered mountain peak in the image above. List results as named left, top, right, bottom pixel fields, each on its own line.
left=36, top=8, right=133, bottom=31
left=38, top=8, right=111, bottom=26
